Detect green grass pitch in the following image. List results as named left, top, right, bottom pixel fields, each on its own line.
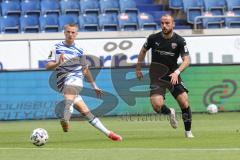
left=0, top=112, right=240, bottom=160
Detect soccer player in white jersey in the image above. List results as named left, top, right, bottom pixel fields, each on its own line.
left=45, top=23, right=122, bottom=141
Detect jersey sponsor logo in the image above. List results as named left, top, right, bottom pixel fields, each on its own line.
left=171, top=43, right=177, bottom=49
left=155, top=50, right=175, bottom=56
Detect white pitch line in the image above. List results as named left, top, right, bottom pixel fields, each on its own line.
left=0, top=148, right=240, bottom=151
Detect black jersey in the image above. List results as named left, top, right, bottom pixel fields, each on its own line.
left=143, top=32, right=189, bottom=73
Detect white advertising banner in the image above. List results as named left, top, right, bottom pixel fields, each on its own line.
left=0, top=41, right=29, bottom=70
left=0, top=35, right=240, bottom=70
left=30, top=38, right=146, bottom=69
left=186, top=36, right=240, bottom=64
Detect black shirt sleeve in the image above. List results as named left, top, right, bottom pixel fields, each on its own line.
left=179, top=37, right=189, bottom=57
left=143, top=34, right=153, bottom=51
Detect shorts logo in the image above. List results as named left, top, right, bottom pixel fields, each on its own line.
left=171, top=43, right=177, bottom=49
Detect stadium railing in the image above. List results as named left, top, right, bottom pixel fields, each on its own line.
left=194, top=15, right=240, bottom=30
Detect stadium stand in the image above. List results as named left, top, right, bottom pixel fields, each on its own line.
left=118, top=12, right=138, bottom=31
left=80, top=0, right=100, bottom=15
left=182, top=0, right=203, bottom=24
left=1, top=0, right=21, bottom=17
left=99, top=0, right=120, bottom=14
left=21, top=0, right=41, bottom=16
left=0, top=15, right=20, bottom=33
left=225, top=10, right=240, bottom=28
left=137, top=12, right=158, bottom=30
left=79, top=13, right=99, bottom=31
left=0, top=0, right=240, bottom=33
left=60, top=0, right=80, bottom=16
left=98, top=13, right=118, bottom=31
left=20, top=14, right=40, bottom=33
left=119, top=0, right=138, bottom=14
left=58, top=14, right=79, bottom=31
left=226, top=0, right=240, bottom=14
left=40, top=0, right=61, bottom=16
left=169, top=0, right=183, bottom=9
left=39, top=14, right=59, bottom=32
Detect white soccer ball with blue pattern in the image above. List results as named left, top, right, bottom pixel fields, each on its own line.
left=30, top=128, right=48, bottom=146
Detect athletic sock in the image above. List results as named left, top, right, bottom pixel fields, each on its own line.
left=85, top=112, right=110, bottom=136
left=62, top=100, right=73, bottom=122
left=181, top=107, right=192, bottom=131
left=160, top=105, right=171, bottom=115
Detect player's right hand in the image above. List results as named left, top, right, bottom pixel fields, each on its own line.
left=135, top=69, right=143, bottom=80
left=58, top=53, right=65, bottom=64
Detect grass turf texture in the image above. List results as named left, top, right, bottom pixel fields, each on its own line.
left=0, top=112, right=240, bottom=160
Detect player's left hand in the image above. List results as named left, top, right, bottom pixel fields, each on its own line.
left=94, top=88, right=104, bottom=98
left=169, top=72, right=179, bottom=85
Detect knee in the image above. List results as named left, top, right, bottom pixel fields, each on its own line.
left=179, top=101, right=189, bottom=109
left=151, top=103, right=164, bottom=113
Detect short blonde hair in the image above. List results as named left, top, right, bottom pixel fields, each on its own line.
left=64, top=23, right=79, bottom=31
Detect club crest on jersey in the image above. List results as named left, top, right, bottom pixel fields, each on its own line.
left=171, top=43, right=177, bottom=49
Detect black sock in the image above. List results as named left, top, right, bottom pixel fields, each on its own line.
left=181, top=107, right=192, bottom=131
left=160, top=105, right=171, bottom=115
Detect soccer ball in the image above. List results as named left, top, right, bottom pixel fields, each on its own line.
left=207, top=104, right=218, bottom=114
left=30, top=128, right=48, bottom=146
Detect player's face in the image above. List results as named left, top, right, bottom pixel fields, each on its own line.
left=161, top=16, right=174, bottom=35
left=64, top=26, right=78, bottom=45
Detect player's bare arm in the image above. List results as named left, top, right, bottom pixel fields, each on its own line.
left=83, top=67, right=103, bottom=97
left=136, top=47, right=147, bottom=80
left=45, top=54, right=64, bottom=70
left=169, top=55, right=190, bottom=85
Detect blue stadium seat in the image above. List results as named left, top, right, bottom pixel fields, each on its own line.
left=3, top=0, right=21, bottom=2
left=225, top=11, right=240, bottom=28
left=137, top=12, right=157, bottom=30
left=169, top=0, right=183, bottom=9
left=134, top=0, right=154, bottom=4
left=98, top=13, right=118, bottom=31
left=59, top=14, right=79, bottom=31
left=79, top=14, right=99, bottom=31
left=226, top=0, right=240, bottom=13
left=39, top=14, right=59, bottom=32
left=202, top=11, right=224, bottom=28
left=1, top=1, right=21, bottom=16
left=80, top=0, right=100, bottom=15
left=118, top=13, right=138, bottom=31
left=174, top=18, right=192, bottom=29
left=203, top=0, right=226, bottom=13
left=60, top=0, right=80, bottom=16
left=0, top=16, right=20, bottom=33
left=119, top=0, right=138, bottom=14
left=183, top=0, right=204, bottom=24
left=136, top=3, right=163, bottom=13
left=203, top=0, right=226, bottom=28
left=20, top=15, right=40, bottom=33
left=21, top=0, right=41, bottom=16
left=40, top=0, right=60, bottom=16
left=147, top=11, right=172, bottom=24
left=99, top=0, right=120, bottom=14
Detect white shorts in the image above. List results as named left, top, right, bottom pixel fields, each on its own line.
left=62, top=76, right=83, bottom=102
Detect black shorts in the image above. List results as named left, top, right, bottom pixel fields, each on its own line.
left=150, top=80, right=189, bottom=99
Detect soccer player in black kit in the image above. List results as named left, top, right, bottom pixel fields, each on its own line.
left=136, top=14, right=194, bottom=138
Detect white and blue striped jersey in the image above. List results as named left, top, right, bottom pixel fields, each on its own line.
left=48, top=41, right=87, bottom=92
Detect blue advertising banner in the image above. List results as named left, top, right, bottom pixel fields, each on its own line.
left=0, top=65, right=239, bottom=120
